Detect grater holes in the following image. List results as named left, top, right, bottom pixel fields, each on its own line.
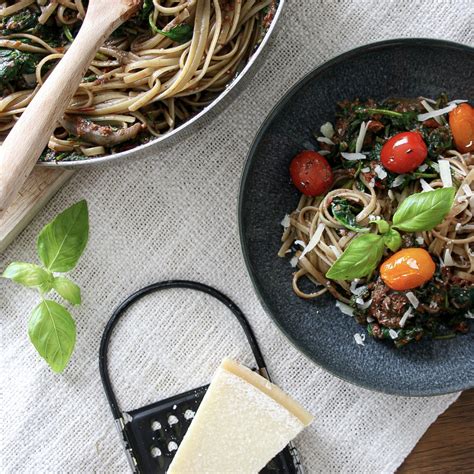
left=151, top=420, right=162, bottom=431
left=150, top=446, right=162, bottom=458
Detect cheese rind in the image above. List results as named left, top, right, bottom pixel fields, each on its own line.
left=168, top=358, right=313, bottom=473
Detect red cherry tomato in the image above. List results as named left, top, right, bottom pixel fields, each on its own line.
left=289, top=151, right=334, bottom=196
left=449, top=103, right=474, bottom=153
left=380, top=131, right=428, bottom=174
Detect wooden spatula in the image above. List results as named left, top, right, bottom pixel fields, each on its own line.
left=0, top=0, right=141, bottom=217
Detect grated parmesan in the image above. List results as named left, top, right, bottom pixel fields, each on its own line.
left=336, top=301, right=354, bottom=316
left=417, top=103, right=457, bottom=121
left=462, top=184, right=473, bottom=197
left=438, top=160, right=452, bottom=187
left=290, top=256, right=299, bottom=268
left=388, top=190, right=395, bottom=200
left=355, top=121, right=370, bottom=153
left=399, top=307, right=413, bottom=328
left=299, top=223, right=325, bottom=259
left=389, top=329, right=398, bottom=339
left=417, top=164, right=428, bottom=172
left=294, top=240, right=305, bottom=248
left=390, top=175, right=406, bottom=188
left=420, top=179, right=434, bottom=192
left=443, top=248, right=455, bottom=266
left=361, top=167, right=371, bottom=173
left=374, top=164, right=388, bottom=180
left=420, top=99, right=444, bottom=125
left=281, top=214, right=290, bottom=228
left=354, top=333, right=365, bottom=346
left=415, top=236, right=425, bottom=245
left=318, top=150, right=330, bottom=156
left=317, top=136, right=335, bottom=145
left=320, top=122, right=335, bottom=139
left=406, top=291, right=419, bottom=309
left=341, top=152, right=366, bottom=161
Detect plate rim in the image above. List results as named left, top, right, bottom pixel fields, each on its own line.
left=238, top=37, right=474, bottom=397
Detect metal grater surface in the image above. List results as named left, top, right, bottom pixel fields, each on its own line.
left=120, top=384, right=298, bottom=473
left=100, top=281, right=303, bottom=474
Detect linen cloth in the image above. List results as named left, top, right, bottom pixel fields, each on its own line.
left=1, top=0, right=473, bottom=472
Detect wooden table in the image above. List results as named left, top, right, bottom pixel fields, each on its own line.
left=399, top=389, right=474, bottom=472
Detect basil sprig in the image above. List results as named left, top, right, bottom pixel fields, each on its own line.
left=327, top=188, right=455, bottom=281
left=326, top=234, right=385, bottom=280
left=392, top=187, right=455, bottom=232
left=2, top=200, right=88, bottom=373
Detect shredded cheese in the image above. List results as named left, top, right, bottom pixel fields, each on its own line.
left=299, top=223, right=325, bottom=260
left=417, top=103, right=457, bottom=121
left=406, top=292, right=419, bottom=309
left=438, top=160, right=453, bottom=187
left=354, top=333, right=365, bottom=346
left=320, top=122, right=335, bottom=139
left=389, top=329, right=398, bottom=340
left=443, top=248, right=455, bottom=266
left=355, top=121, right=371, bottom=153
left=341, top=152, right=366, bottom=161
left=317, top=136, right=335, bottom=145
left=399, top=307, right=414, bottom=328
left=336, top=301, right=354, bottom=316
left=281, top=214, right=290, bottom=228
left=420, top=179, right=434, bottom=192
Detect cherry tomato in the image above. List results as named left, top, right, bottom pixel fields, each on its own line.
left=289, top=151, right=334, bottom=196
left=449, top=103, right=474, bottom=153
left=380, top=248, right=435, bottom=291
left=380, top=131, right=428, bottom=174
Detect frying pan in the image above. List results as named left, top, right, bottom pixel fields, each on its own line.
left=37, top=1, right=285, bottom=168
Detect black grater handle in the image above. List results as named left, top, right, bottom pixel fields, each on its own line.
left=98, top=280, right=268, bottom=420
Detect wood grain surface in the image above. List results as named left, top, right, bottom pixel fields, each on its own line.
left=399, top=389, right=474, bottom=472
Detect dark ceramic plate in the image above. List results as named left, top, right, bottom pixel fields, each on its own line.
left=239, top=39, right=474, bottom=396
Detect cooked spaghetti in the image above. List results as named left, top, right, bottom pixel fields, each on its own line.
left=0, top=0, right=276, bottom=160
left=279, top=96, right=473, bottom=346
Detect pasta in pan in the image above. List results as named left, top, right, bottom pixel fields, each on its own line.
left=0, top=0, right=276, bottom=160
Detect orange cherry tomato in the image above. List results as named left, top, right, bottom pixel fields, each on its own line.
left=449, top=103, right=474, bottom=153
left=380, top=248, right=435, bottom=291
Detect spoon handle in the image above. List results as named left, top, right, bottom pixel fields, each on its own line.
left=0, top=1, right=139, bottom=214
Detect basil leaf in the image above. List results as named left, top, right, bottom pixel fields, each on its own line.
left=374, top=219, right=390, bottom=234
left=149, top=16, right=193, bottom=43
left=37, top=200, right=89, bottom=272
left=326, top=234, right=385, bottom=280
left=28, top=300, right=76, bottom=373
left=383, top=229, right=402, bottom=252
left=392, top=188, right=455, bottom=232
left=331, top=197, right=369, bottom=233
left=2, top=262, right=53, bottom=292
left=53, top=277, right=81, bottom=305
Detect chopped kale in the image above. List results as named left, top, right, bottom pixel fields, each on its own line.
left=331, top=197, right=369, bottom=233
left=0, top=48, right=39, bottom=85
left=0, top=10, right=38, bottom=35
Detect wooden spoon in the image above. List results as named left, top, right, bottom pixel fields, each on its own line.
left=0, top=0, right=141, bottom=215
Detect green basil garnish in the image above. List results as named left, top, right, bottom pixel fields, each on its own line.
left=326, top=234, right=385, bottom=280
left=392, top=187, right=455, bottom=232
left=53, top=277, right=81, bottom=305
left=28, top=300, right=76, bottom=373
left=2, top=262, right=53, bottom=292
left=37, top=200, right=89, bottom=272
left=2, top=200, right=88, bottom=372
left=383, top=229, right=402, bottom=252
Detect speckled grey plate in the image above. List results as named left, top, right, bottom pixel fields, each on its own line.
left=239, top=39, right=474, bottom=396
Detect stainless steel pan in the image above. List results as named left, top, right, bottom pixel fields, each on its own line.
left=39, top=0, right=285, bottom=168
